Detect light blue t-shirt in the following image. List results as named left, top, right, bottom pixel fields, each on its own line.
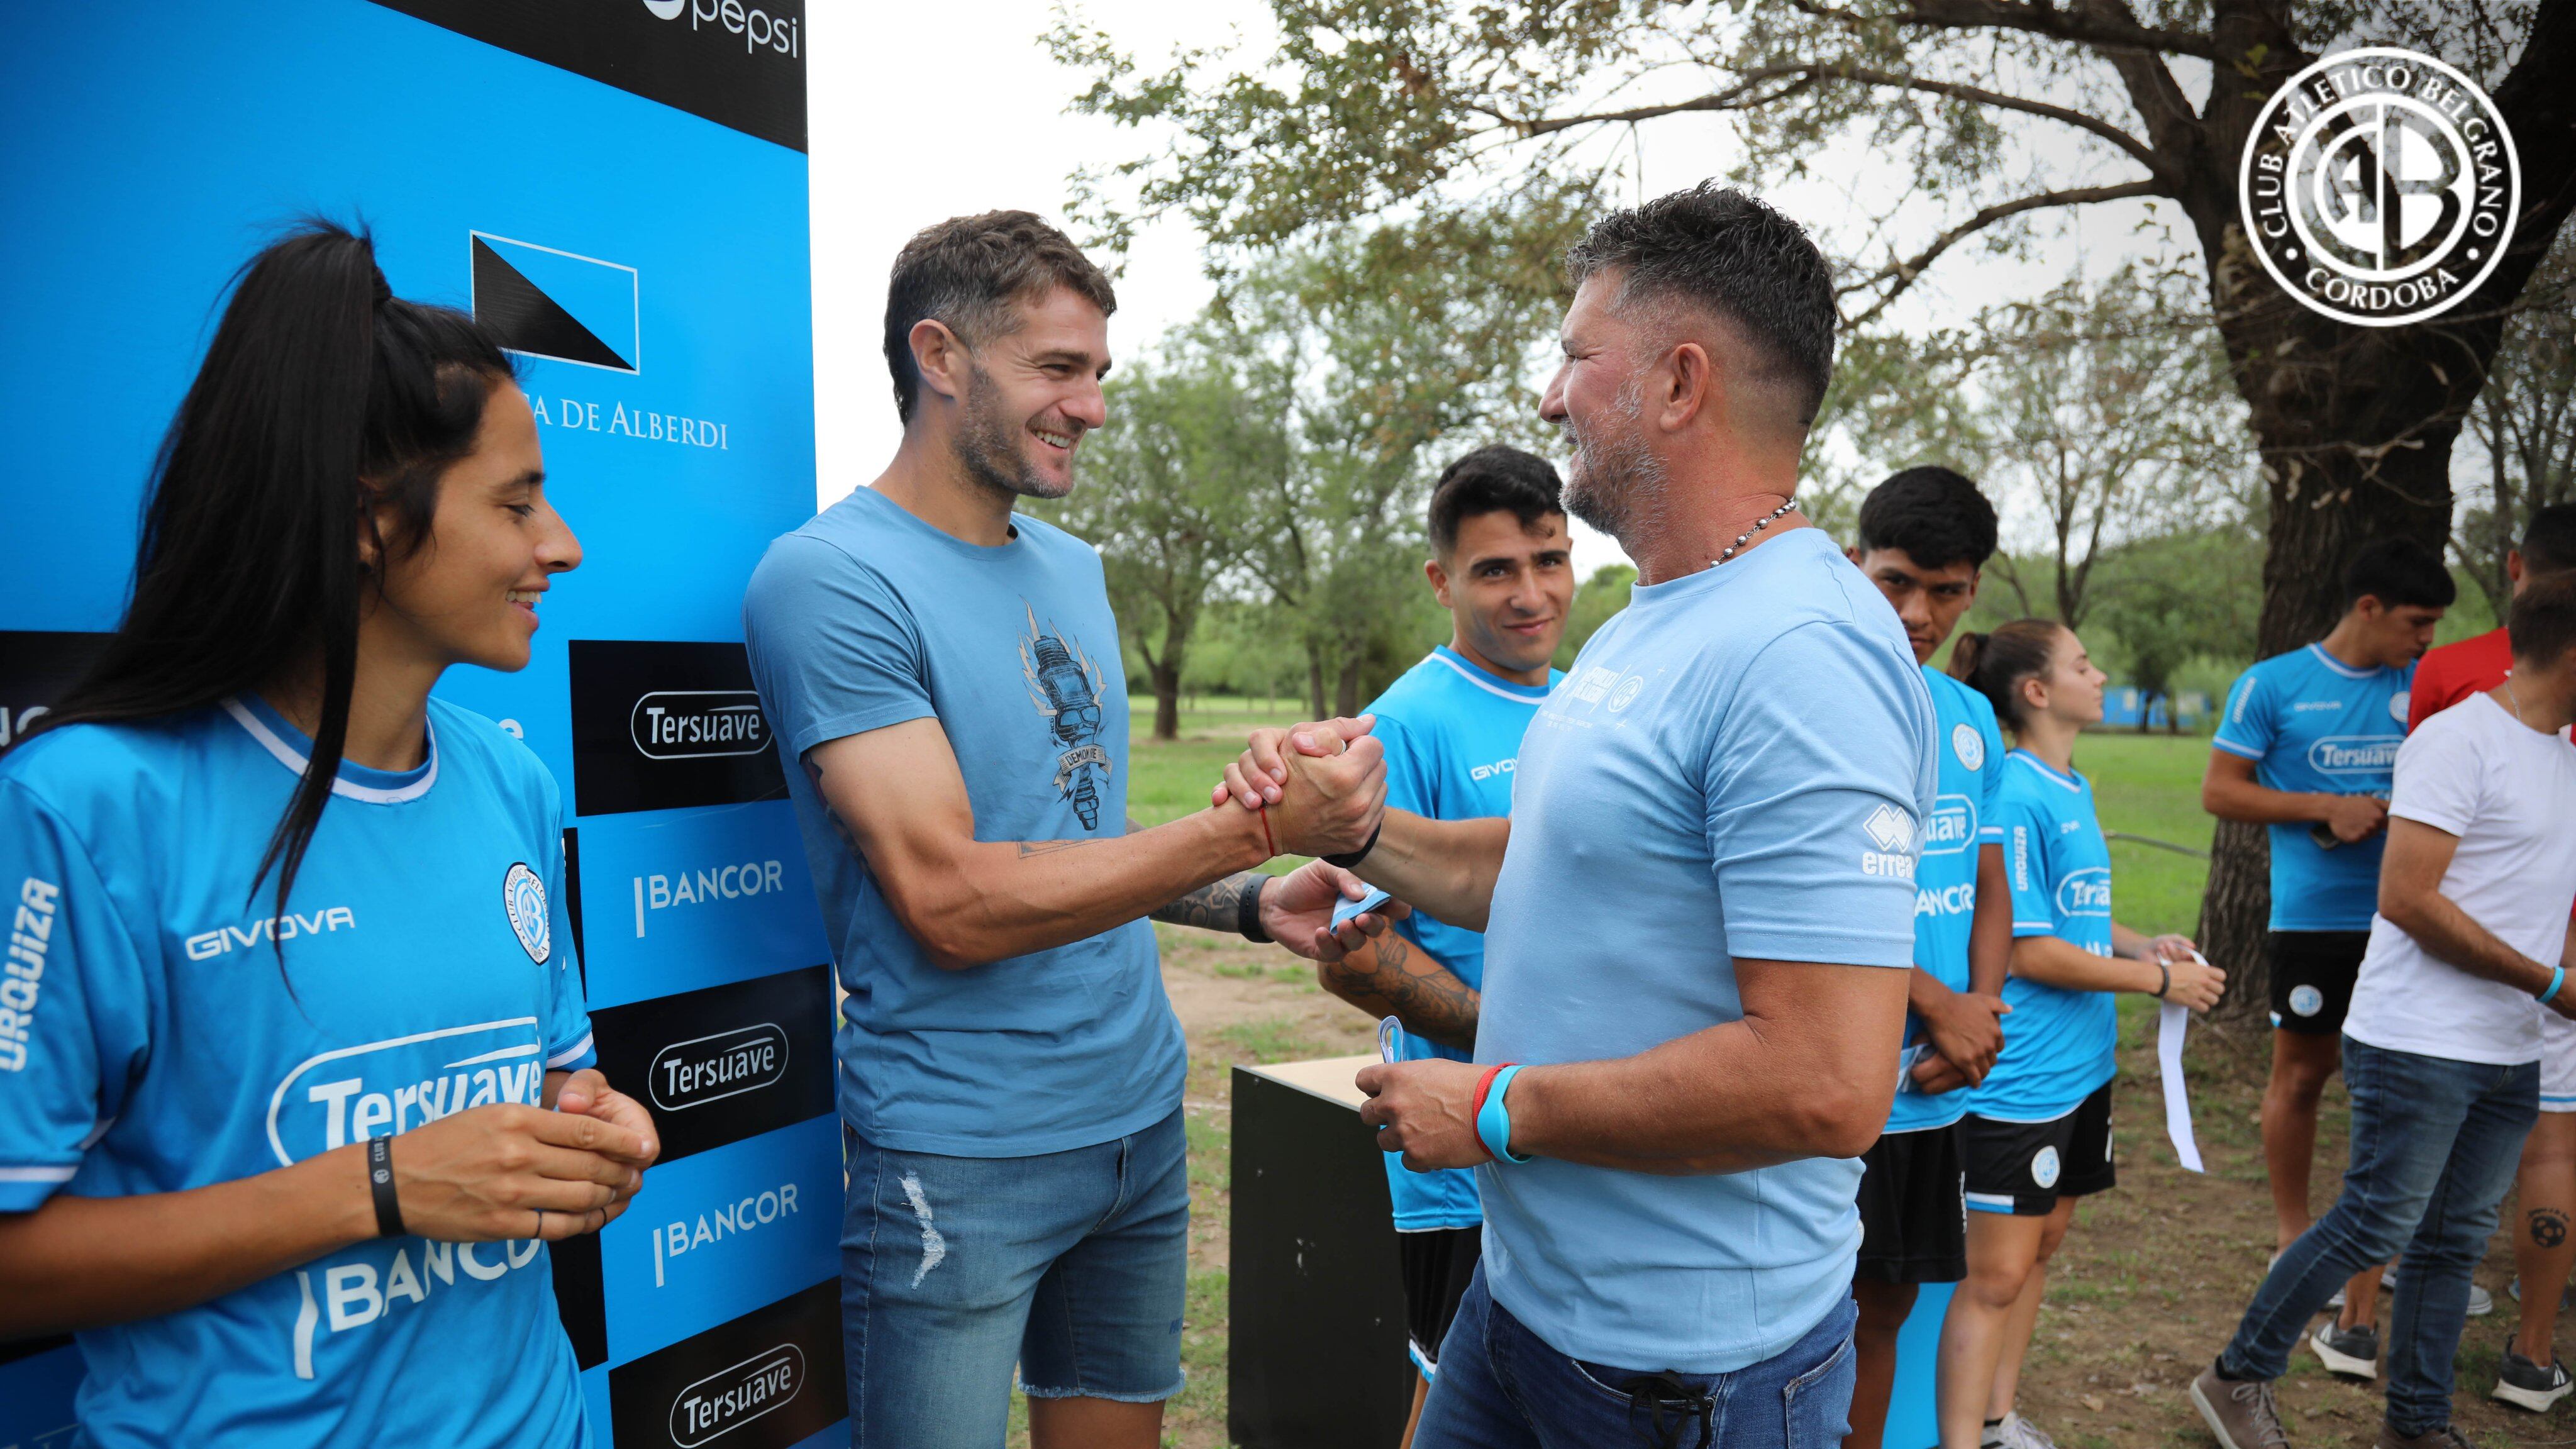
left=1972, top=750, right=2118, bottom=1123
left=0, top=696, right=595, bottom=1449
left=741, top=485, right=1186, bottom=1157
left=2211, top=643, right=2414, bottom=931
left=1887, top=669, right=2008, bottom=1133
left=1365, top=647, right=1558, bottom=1233
left=1474, top=528, right=1935, bottom=1374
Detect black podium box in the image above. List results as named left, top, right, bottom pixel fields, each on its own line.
left=1229, top=1057, right=1416, bottom=1448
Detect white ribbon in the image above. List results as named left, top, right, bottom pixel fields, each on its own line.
left=2157, top=953, right=2208, bottom=1173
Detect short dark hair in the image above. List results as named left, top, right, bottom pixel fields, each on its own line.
left=1564, top=184, right=1836, bottom=430
left=2522, top=502, right=2576, bottom=575
left=2343, top=537, right=2455, bottom=610
left=1428, top=445, right=1565, bottom=557
left=1855, top=467, right=1999, bottom=572
left=883, top=211, right=1116, bottom=423
left=2509, top=571, right=2576, bottom=667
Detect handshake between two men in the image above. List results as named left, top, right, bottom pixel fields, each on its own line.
left=1213, top=713, right=1919, bottom=1180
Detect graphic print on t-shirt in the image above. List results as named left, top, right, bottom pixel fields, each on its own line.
left=1018, top=604, right=1111, bottom=830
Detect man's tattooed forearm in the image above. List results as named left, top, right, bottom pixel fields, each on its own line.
left=1152, top=872, right=1264, bottom=931
left=1322, top=931, right=1480, bottom=1051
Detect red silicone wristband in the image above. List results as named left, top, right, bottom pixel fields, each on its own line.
left=1471, top=1063, right=1513, bottom=1121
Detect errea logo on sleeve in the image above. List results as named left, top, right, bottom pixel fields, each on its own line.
left=1861, top=804, right=1918, bottom=879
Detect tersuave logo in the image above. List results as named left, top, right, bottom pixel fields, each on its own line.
left=2239, top=48, right=2519, bottom=326
left=651, top=1023, right=791, bottom=1113
left=2057, top=867, right=2114, bottom=918
left=2308, top=735, right=2401, bottom=774
left=632, top=691, right=769, bottom=759
left=267, top=1019, right=549, bottom=1164
left=671, top=1343, right=806, bottom=1447
left=186, top=906, right=356, bottom=961
left=1921, top=794, right=1978, bottom=857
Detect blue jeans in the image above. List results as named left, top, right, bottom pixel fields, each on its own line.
left=1415, top=1263, right=1857, bottom=1448
left=840, top=1109, right=1189, bottom=1449
left=2218, top=1036, right=2538, bottom=1435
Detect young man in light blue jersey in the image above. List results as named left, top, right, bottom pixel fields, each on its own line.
left=1318, top=445, right=1571, bottom=1446
left=1221, top=186, right=1936, bottom=1449
left=741, top=213, right=1388, bottom=1449
left=1843, top=468, right=2016, bottom=1449
left=2204, top=538, right=2455, bottom=1369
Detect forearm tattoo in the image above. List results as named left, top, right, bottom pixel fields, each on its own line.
left=1152, top=872, right=1267, bottom=931
left=1322, top=930, right=1480, bottom=1052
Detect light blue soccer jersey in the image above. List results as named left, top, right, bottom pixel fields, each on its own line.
left=742, top=485, right=1185, bottom=1157
left=1887, top=669, right=2008, bottom=1133
left=0, top=694, right=595, bottom=1449
left=1365, top=647, right=1558, bottom=1233
left=2212, top=643, right=2414, bottom=931
left=1972, top=750, right=2118, bottom=1123
left=1475, top=529, right=1936, bottom=1374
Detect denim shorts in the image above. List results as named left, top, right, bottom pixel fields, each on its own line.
left=840, top=1108, right=1189, bottom=1448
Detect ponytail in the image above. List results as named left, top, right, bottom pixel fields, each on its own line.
left=1950, top=618, right=2067, bottom=735
left=33, top=220, right=516, bottom=931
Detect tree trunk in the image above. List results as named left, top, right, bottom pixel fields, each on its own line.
left=1335, top=655, right=1364, bottom=718
left=1306, top=649, right=1328, bottom=721
left=1149, top=657, right=1182, bottom=742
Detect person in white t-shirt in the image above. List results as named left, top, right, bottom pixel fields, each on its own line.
left=2194, top=572, right=2576, bottom=1449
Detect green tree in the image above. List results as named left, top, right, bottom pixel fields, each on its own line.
left=2460, top=235, right=2576, bottom=617
left=1055, top=0, right=2576, bottom=997
left=1555, top=563, right=1637, bottom=668
left=2089, top=528, right=2264, bottom=731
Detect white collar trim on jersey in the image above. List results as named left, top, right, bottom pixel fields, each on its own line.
left=2304, top=642, right=2378, bottom=680
left=1423, top=648, right=1554, bottom=705
left=2007, top=748, right=2084, bottom=792
left=222, top=697, right=439, bottom=805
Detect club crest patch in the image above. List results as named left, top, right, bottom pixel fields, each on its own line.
left=2032, top=1145, right=2062, bottom=1189
left=2290, top=984, right=2324, bottom=1017
left=2389, top=692, right=2410, bottom=724
left=1953, top=723, right=1985, bottom=771
left=503, top=862, right=551, bottom=964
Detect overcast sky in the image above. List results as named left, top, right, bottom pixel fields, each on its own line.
left=804, top=3, right=2179, bottom=577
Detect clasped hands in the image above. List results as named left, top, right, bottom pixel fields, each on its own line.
left=1216, top=714, right=1407, bottom=962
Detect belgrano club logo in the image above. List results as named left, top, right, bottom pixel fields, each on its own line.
left=2240, top=48, right=2518, bottom=327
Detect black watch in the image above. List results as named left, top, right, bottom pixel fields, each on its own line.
left=1237, top=875, right=1271, bottom=944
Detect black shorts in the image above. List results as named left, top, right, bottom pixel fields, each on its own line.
left=1397, top=1226, right=1482, bottom=1377
left=1855, top=1123, right=1967, bottom=1284
left=2269, top=930, right=2371, bottom=1036
left=1962, top=1082, right=2117, bottom=1216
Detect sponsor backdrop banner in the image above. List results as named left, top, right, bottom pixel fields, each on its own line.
left=0, top=4, right=838, bottom=1446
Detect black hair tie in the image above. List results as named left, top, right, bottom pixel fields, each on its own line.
left=1324, top=820, right=1382, bottom=870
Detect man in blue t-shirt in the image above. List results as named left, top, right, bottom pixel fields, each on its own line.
left=1226, top=187, right=1932, bottom=1448
left=1323, top=445, right=1570, bottom=1443
left=1842, top=467, right=2015, bottom=1449
left=740, top=213, right=1388, bottom=1449
left=2203, top=538, right=2453, bottom=1371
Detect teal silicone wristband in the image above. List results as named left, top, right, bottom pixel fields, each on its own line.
left=2543, top=965, right=2565, bottom=1006
left=1476, top=1064, right=1531, bottom=1164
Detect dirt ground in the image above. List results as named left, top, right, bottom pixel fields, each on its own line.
left=1124, top=925, right=2576, bottom=1448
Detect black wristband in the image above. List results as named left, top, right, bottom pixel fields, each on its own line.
left=2153, top=959, right=2171, bottom=999
left=367, top=1136, right=406, bottom=1238
left=1323, top=821, right=1382, bottom=870
left=1236, top=875, right=1271, bottom=944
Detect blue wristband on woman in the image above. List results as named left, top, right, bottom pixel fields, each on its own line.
left=1476, top=1063, right=1531, bottom=1164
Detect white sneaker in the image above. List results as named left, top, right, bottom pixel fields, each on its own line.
left=1996, top=1413, right=2061, bottom=1449
left=2468, top=1282, right=2495, bottom=1317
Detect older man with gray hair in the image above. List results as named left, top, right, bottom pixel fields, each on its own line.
left=1218, top=184, right=1936, bottom=1447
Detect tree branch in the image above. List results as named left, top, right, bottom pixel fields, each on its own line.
left=1515, top=64, right=2167, bottom=179
left=1786, top=0, right=2220, bottom=60
left=1841, top=179, right=2162, bottom=326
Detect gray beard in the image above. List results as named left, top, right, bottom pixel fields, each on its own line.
left=952, top=363, right=1072, bottom=502
left=1558, top=386, right=1668, bottom=545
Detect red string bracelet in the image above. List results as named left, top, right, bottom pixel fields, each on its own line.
left=1256, top=806, right=1275, bottom=858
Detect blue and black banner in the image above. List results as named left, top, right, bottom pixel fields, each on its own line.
left=0, top=4, right=834, bottom=1445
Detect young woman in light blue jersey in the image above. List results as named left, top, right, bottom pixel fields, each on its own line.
left=0, top=225, right=657, bottom=1448
left=1935, top=619, right=2224, bottom=1449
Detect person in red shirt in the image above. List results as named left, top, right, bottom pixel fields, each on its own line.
left=2410, top=503, right=2576, bottom=1411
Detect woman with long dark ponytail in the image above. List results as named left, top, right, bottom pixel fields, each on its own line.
left=0, top=223, right=656, bottom=1447
left=1932, top=619, right=2226, bottom=1449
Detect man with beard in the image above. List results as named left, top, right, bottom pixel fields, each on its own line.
left=741, top=211, right=1391, bottom=1449
left=1214, top=186, right=1936, bottom=1446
